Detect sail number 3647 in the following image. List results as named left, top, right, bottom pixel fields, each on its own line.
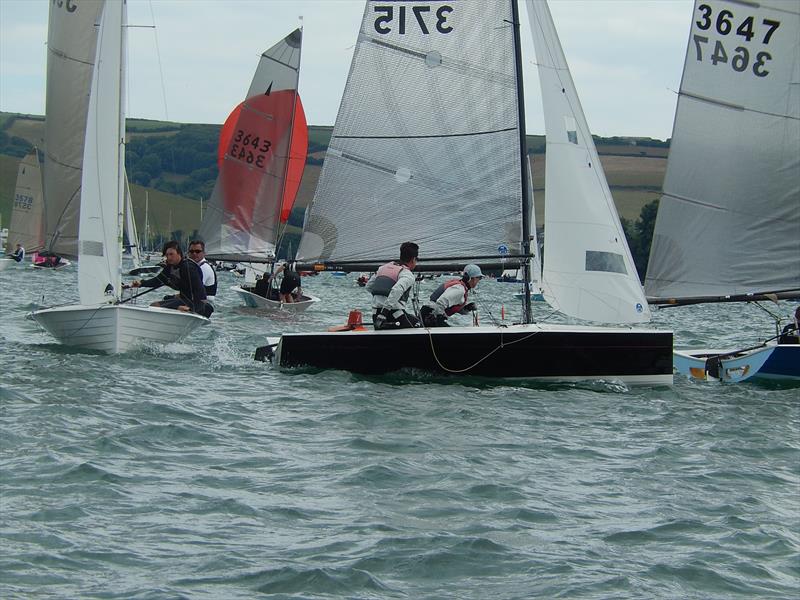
left=693, top=4, right=781, bottom=77
left=229, top=130, right=271, bottom=169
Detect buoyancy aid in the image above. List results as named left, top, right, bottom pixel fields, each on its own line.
left=198, top=259, right=218, bottom=297
left=370, top=262, right=410, bottom=302
left=430, top=278, right=469, bottom=316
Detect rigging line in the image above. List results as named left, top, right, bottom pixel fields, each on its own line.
left=146, top=0, right=170, bottom=121
left=425, top=327, right=543, bottom=374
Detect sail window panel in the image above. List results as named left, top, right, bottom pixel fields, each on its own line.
left=564, top=116, right=578, bottom=145
left=585, top=250, right=626, bottom=275
left=80, top=240, right=104, bottom=257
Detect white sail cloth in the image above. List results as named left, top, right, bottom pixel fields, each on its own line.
left=645, top=0, right=800, bottom=300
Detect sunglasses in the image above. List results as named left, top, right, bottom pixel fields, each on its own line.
left=188, top=249, right=203, bottom=254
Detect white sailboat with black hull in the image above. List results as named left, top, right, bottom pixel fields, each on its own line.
left=30, top=1, right=208, bottom=354
left=199, top=29, right=319, bottom=313
left=645, top=0, right=799, bottom=382
left=259, top=0, right=672, bottom=385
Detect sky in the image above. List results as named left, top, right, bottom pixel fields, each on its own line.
left=0, top=0, right=694, bottom=140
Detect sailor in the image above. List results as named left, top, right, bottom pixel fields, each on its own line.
left=420, top=264, right=482, bottom=327
left=188, top=240, right=217, bottom=317
left=366, top=241, right=420, bottom=330
left=127, top=241, right=209, bottom=316
left=11, top=243, right=25, bottom=263
left=779, top=306, right=800, bottom=344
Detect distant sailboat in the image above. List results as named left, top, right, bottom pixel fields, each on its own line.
left=41, top=0, right=105, bottom=261
left=2, top=150, right=47, bottom=270
left=199, top=29, right=319, bottom=312
left=30, top=1, right=208, bottom=353
left=645, top=0, right=799, bottom=381
left=258, top=0, right=672, bottom=384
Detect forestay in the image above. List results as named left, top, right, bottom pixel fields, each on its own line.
left=526, top=0, right=649, bottom=324
left=43, top=0, right=105, bottom=259
left=296, top=1, right=523, bottom=265
left=645, top=0, right=800, bottom=300
left=78, top=0, right=125, bottom=306
left=200, top=29, right=305, bottom=261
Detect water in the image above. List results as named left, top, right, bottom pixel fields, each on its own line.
left=1, top=265, right=798, bottom=599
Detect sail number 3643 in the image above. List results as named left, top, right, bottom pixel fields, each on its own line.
left=229, top=130, right=271, bottom=169
left=373, top=5, right=453, bottom=35
left=693, top=4, right=781, bottom=77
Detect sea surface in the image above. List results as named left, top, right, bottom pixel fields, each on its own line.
left=1, top=264, right=798, bottom=599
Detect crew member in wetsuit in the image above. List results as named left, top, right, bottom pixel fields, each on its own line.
left=11, top=243, right=25, bottom=263
left=366, top=241, right=420, bottom=330
left=127, top=240, right=208, bottom=315
left=420, top=264, right=482, bottom=327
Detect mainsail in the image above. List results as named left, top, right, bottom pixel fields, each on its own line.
left=645, top=0, right=800, bottom=302
left=296, top=2, right=524, bottom=265
left=200, top=29, right=306, bottom=261
left=43, top=0, right=105, bottom=259
left=8, top=150, right=45, bottom=254
left=526, top=0, right=650, bottom=324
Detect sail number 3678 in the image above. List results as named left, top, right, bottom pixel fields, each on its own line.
left=373, top=5, right=453, bottom=35
left=692, top=4, right=781, bottom=77
left=229, top=130, right=271, bottom=169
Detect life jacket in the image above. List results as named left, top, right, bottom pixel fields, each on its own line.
left=430, top=278, right=469, bottom=316
left=198, top=258, right=218, bottom=296
left=370, top=262, right=410, bottom=302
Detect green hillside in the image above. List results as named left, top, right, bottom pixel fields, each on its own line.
left=1, top=111, right=665, bottom=272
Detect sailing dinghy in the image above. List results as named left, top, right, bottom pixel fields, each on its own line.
left=30, top=1, right=208, bottom=353
left=257, top=0, right=673, bottom=385
left=199, top=29, right=319, bottom=313
left=645, top=0, right=799, bottom=382
left=3, top=151, right=46, bottom=269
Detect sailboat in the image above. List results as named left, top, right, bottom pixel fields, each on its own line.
left=30, top=0, right=209, bottom=354
left=199, top=29, right=319, bottom=313
left=257, top=0, right=673, bottom=385
left=3, top=150, right=47, bottom=269
left=645, top=0, right=799, bottom=382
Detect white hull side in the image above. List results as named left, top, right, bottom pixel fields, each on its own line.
left=673, top=346, right=775, bottom=383
left=231, top=285, right=319, bottom=313
left=0, top=259, right=14, bottom=272
left=30, top=304, right=208, bottom=353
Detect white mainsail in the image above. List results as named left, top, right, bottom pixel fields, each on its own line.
left=77, top=0, right=124, bottom=306
left=8, top=150, right=45, bottom=254
left=645, top=0, right=800, bottom=301
left=526, top=0, right=650, bottom=324
left=43, top=0, right=106, bottom=259
left=296, top=2, right=524, bottom=264
left=200, top=29, right=305, bottom=261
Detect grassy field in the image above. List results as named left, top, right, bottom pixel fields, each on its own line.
left=1, top=113, right=666, bottom=238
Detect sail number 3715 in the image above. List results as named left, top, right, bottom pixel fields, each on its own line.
left=692, top=4, right=781, bottom=77
left=373, top=4, right=453, bottom=35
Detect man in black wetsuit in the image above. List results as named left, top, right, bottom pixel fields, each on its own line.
left=128, top=241, right=208, bottom=315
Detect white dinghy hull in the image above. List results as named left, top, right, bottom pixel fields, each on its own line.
left=30, top=304, right=208, bottom=354
left=231, top=285, right=320, bottom=313
left=0, top=259, right=14, bottom=272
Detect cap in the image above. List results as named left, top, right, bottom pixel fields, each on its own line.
left=463, top=264, right=483, bottom=279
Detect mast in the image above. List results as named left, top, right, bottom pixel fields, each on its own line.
left=511, top=0, right=533, bottom=324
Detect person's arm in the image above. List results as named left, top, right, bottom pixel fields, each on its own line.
left=384, top=269, right=414, bottom=310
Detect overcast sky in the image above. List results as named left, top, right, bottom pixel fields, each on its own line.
left=0, top=0, right=694, bottom=140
